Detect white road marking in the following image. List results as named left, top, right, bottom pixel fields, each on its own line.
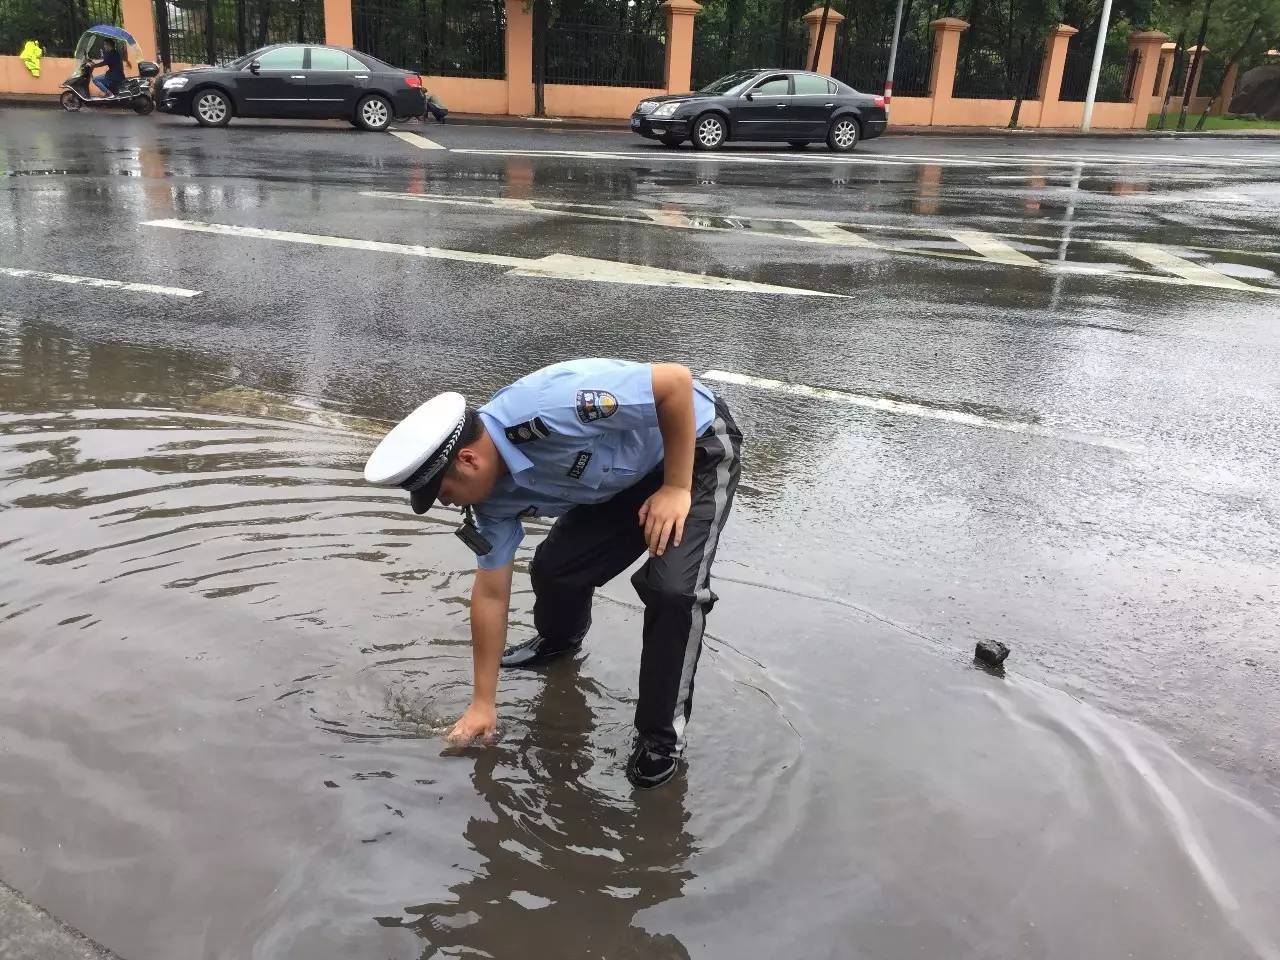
left=789, top=219, right=880, bottom=248
left=449, top=146, right=1280, bottom=170
left=702, top=370, right=1141, bottom=453
left=947, top=229, right=1041, bottom=267
left=360, top=191, right=1280, bottom=293
left=0, top=266, right=200, bottom=298
left=1102, top=241, right=1264, bottom=292
left=140, top=219, right=839, bottom=297
left=389, top=130, right=445, bottom=150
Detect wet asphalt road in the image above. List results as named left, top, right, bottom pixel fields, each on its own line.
left=2, top=108, right=1280, bottom=959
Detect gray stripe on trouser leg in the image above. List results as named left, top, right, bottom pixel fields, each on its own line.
left=671, top=415, right=737, bottom=751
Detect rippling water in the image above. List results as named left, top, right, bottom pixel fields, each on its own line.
left=2, top=316, right=1279, bottom=960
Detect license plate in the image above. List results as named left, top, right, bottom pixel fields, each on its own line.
left=630, top=118, right=640, bottom=129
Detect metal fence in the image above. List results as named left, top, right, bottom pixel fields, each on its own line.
left=691, top=25, right=809, bottom=89
left=154, top=0, right=324, bottom=68
left=0, top=0, right=122, bottom=58
left=832, top=33, right=932, bottom=96
left=544, top=21, right=664, bottom=88
left=354, top=0, right=505, bottom=78
left=953, top=41, right=1043, bottom=99
left=1059, top=45, right=1138, bottom=102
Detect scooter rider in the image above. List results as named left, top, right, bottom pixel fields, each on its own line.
left=90, top=37, right=125, bottom=97
left=363, top=359, right=743, bottom=790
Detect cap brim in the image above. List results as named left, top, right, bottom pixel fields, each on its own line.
left=409, top=471, right=445, bottom=515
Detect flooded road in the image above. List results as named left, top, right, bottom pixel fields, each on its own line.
left=2, top=112, right=1280, bottom=959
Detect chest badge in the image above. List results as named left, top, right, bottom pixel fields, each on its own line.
left=576, top=390, right=618, bottom=424
left=567, top=451, right=592, bottom=480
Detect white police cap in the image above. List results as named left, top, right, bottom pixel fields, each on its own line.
left=364, top=392, right=470, bottom=515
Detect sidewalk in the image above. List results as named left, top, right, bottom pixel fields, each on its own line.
left=6, top=93, right=1278, bottom=138
left=0, top=878, right=124, bottom=960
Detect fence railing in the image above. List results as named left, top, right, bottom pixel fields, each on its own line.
left=953, top=41, right=1043, bottom=99
left=1059, top=45, right=1137, bottom=102
left=691, top=26, right=809, bottom=90
left=544, top=22, right=664, bottom=88
left=155, top=0, right=325, bottom=68
left=354, top=0, right=505, bottom=78
left=832, top=33, right=932, bottom=96
left=1, top=0, right=121, bottom=58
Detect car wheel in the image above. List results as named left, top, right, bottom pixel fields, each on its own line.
left=827, top=117, right=860, bottom=152
left=659, top=134, right=683, bottom=148
left=692, top=113, right=726, bottom=151
left=193, top=89, right=231, bottom=127
left=788, top=140, right=810, bottom=149
left=356, top=95, right=392, bottom=132
left=59, top=91, right=81, bottom=112
left=132, top=96, right=155, bottom=116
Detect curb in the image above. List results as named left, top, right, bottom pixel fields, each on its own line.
left=6, top=96, right=1278, bottom=139
left=0, top=877, right=126, bottom=960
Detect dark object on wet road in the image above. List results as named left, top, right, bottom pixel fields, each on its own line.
left=155, top=43, right=427, bottom=131
left=975, top=639, right=1011, bottom=669
left=59, top=25, right=158, bottom=117
left=631, top=68, right=887, bottom=151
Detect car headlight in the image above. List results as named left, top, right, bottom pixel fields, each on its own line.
left=162, top=76, right=189, bottom=90
left=652, top=101, right=682, bottom=118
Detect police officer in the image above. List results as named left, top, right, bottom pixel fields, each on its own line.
left=364, top=359, right=741, bottom=789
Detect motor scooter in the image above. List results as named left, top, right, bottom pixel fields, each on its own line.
left=59, top=24, right=159, bottom=116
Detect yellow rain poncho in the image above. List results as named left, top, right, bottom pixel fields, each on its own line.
left=20, top=40, right=43, bottom=78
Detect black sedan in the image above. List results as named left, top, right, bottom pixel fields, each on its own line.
left=631, top=68, right=887, bottom=151
left=156, top=43, right=426, bottom=131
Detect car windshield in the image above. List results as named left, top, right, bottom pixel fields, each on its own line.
left=699, top=71, right=758, bottom=95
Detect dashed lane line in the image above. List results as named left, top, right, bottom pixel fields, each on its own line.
left=701, top=370, right=1142, bottom=453
left=389, top=130, right=446, bottom=150
left=947, top=229, right=1041, bottom=267
left=0, top=267, right=201, bottom=298
left=140, top=219, right=840, bottom=297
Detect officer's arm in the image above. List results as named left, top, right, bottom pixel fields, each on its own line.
left=639, top=363, right=697, bottom=555
left=447, top=563, right=512, bottom=742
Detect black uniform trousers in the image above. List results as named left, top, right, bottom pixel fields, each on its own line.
left=529, top=396, right=742, bottom=755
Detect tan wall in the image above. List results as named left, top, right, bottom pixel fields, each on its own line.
left=886, top=96, right=932, bottom=125
left=0, top=56, right=81, bottom=96
left=545, top=83, right=662, bottom=118
left=1041, top=100, right=1138, bottom=129
left=421, top=76, right=508, bottom=115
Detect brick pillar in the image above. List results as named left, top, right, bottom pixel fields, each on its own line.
left=1127, top=30, right=1169, bottom=127
left=802, top=7, right=845, bottom=76
left=120, top=0, right=157, bottom=61
left=1035, top=23, right=1077, bottom=126
left=661, top=0, right=701, bottom=94
left=324, top=0, right=354, bottom=47
left=927, top=16, right=968, bottom=125
left=1184, top=44, right=1209, bottom=99
left=1215, top=60, right=1239, bottom=115
left=506, top=0, right=535, bottom=116
left=1154, top=42, right=1176, bottom=102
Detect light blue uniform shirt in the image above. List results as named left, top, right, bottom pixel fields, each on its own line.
left=473, top=359, right=717, bottom=569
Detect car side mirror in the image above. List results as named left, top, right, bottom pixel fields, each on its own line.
left=744, top=91, right=754, bottom=101
left=248, top=60, right=261, bottom=74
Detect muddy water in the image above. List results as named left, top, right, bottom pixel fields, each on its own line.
left=2, top=315, right=1279, bottom=960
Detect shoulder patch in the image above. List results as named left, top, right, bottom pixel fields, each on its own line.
left=505, top=416, right=550, bottom=445
left=576, top=390, right=618, bottom=424
left=567, top=451, right=592, bottom=480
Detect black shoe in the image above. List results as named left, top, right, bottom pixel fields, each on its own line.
left=626, top=737, right=680, bottom=790
left=499, top=629, right=586, bottom=668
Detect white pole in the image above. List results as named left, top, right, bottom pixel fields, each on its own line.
left=1081, top=0, right=1115, bottom=131
left=883, top=0, right=906, bottom=102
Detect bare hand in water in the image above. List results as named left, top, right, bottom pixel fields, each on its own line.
left=447, top=701, right=497, bottom=744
